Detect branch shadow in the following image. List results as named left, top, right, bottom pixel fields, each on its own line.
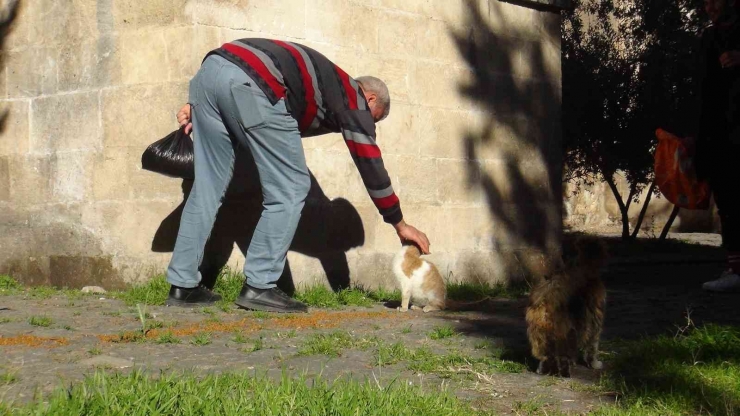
left=0, top=0, right=20, bottom=134
left=151, top=145, right=365, bottom=296
left=453, top=0, right=563, bottom=269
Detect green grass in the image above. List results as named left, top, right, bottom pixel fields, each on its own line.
left=0, top=275, right=21, bottom=292
left=5, top=370, right=488, bottom=415
left=298, top=331, right=355, bottom=357
left=0, top=318, right=11, bottom=324
left=446, top=281, right=528, bottom=301
left=593, top=324, right=740, bottom=416
left=429, top=325, right=458, bottom=340
left=88, top=347, right=103, bottom=356
left=374, top=341, right=525, bottom=376
left=232, top=332, right=248, bottom=344
left=1, top=368, right=18, bottom=385
left=155, top=331, right=181, bottom=345
left=28, top=316, right=53, bottom=327
left=252, top=311, right=271, bottom=319
left=244, top=336, right=264, bottom=353
left=191, top=332, right=212, bottom=346
left=115, top=275, right=170, bottom=306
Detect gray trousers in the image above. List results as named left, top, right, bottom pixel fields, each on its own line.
left=167, top=55, right=311, bottom=289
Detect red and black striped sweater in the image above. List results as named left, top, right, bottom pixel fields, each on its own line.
left=205, top=38, right=402, bottom=225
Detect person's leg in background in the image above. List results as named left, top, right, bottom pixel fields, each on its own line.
left=214, top=59, right=311, bottom=312
left=703, top=147, right=740, bottom=292
left=165, top=56, right=238, bottom=306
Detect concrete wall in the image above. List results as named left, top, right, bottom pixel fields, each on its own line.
left=0, top=0, right=565, bottom=290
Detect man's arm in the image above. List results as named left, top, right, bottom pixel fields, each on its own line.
left=338, top=109, right=430, bottom=254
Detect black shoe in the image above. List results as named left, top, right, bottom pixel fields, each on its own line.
left=165, top=285, right=222, bottom=307
left=234, top=284, right=308, bottom=313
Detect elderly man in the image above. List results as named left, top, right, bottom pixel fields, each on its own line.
left=165, top=38, right=430, bottom=311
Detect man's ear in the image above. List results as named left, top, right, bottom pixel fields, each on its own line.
left=365, top=93, right=377, bottom=106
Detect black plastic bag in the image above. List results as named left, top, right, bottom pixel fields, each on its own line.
left=141, top=127, right=195, bottom=180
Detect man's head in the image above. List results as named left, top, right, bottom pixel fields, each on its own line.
left=356, top=76, right=390, bottom=123
left=705, top=0, right=737, bottom=24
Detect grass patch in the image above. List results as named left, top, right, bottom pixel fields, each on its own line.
left=0, top=318, right=11, bottom=324
left=191, top=332, right=212, bottom=346
left=232, top=332, right=248, bottom=344
left=595, top=324, right=740, bottom=415
left=252, top=311, right=271, bottom=319
left=243, top=336, right=264, bottom=353
left=88, top=347, right=102, bottom=356
left=429, top=325, right=458, bottom=340
left=298, top=331, right=355, bottom=357
left=155, top=331, right=181, bottom=345
left=446, top=281, right=528, bottom=301
left=28, top=316, right=53, bottom=327
left=8, top=370, right=488, bottom=415
left=0, top=275, right=21, bottom=292
left=115, top=275, right=170, bottom=306
left=1, top=370, right=18, bottom=385
left=374, top=341, right=525, bottom=376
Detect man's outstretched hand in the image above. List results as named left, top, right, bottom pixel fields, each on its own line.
left=177, top=103, right=193, bottom=135
left=394, top=220, right=431, bottom=254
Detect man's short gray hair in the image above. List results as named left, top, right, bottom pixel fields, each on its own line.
left=356, top=76, right=391, bottom=120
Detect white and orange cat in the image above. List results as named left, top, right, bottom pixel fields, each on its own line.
left=392, top=244, right=447, bottom=312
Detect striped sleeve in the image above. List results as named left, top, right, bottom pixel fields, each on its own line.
left=337, top=109, right=403, bottom=225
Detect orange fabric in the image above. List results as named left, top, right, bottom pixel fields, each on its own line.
left=654, top=128, right=711, bottom=210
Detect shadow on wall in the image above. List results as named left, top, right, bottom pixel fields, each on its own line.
left=151, top=146, right=366, bottom=295
left=0, top=0, right=19, bottom=133
left=451, top=0, right=563, bottom=281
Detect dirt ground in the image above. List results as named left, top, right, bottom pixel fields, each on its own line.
left=1, top=232, right=738, bottom=415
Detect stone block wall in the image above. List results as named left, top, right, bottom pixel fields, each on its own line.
left=0, top=0, right=566, bottom=290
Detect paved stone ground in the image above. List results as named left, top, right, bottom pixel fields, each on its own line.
left=1, top=233, right=738, bottom=415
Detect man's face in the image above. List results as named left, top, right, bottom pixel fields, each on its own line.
left=705, top=0, right=733, bottom=23
left=365, top=93, right=384, bottom=123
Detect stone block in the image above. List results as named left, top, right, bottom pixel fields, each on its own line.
left=0, top=156, right=8, bottom=200
left=377, top=11, right=420, bottom=59
left=113, top=0, right=184, bottom=30
left=3, top=0, right=31, bottom=51
left=165, top=25, right=221, bottom=82
left=187, top=0, right=305, bottom=39
left=6, top=47, right=59, bottom=98
left=102, top=83, right=188, bottom=149
left=436, top=159, right=481, bottom=205
left=31, top=91, right=101, bottom=154
left=219, top=28, right=266, bottom=45
left=8, top=155, right=52, bottom=205
left=488, top=0, right=540, bottom=41
left=411, top=62, right=470, bottom=110
left=395, top=155, right=437, bottom=204
left=58, top=35, right=122, bottom=92
left=306, top=0, right=378, bottom=53
left=305, top=148, right=366, bottom=203
left=92, top=147, right=133, bottom=201
left=129, top=166, right=186, bottom=200
left=27, top=0, right=98, bottom=46
left=418, top=107, right=471, bottom=159
left=436, top=207, right=490, bottom=251
left=50, top=151, right=94, bottom=203
left=84, top=200, right=180, bottom=255
left=120, top=29, right=169, bottom=85
left=354, top=251, right=395, bottom=290
left=0, top=99, right=30, bottom=156
left=375, top=103, right=419, bottom=156
left=360, top=57, right=413, bottom=103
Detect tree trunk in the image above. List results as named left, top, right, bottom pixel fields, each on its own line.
left=631, top=180, right=657, bottom=239
left=660, top=205, right=680, bottom=240
left=603, top=174, right=631, bottom=240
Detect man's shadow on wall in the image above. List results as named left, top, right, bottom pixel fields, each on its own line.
left=150, top=146, right=365, bottom=295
